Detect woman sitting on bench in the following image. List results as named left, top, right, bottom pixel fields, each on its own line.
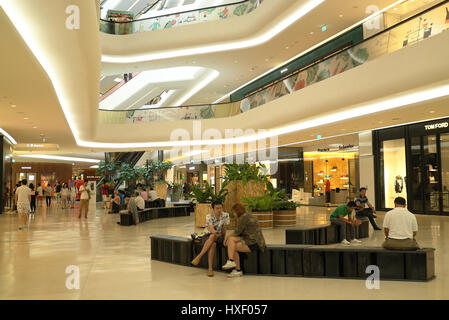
left=222, top=203, right=266, bottom=278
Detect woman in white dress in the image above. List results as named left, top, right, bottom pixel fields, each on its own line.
left=61, top=183, right=70, bottom=209
left=69, top=184, right=77, bottom=208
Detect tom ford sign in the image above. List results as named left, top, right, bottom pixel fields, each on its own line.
left=425, top=122, right=449, bottom=130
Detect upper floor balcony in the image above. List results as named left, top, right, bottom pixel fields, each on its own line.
left=100, top=0, right=264, bottom=35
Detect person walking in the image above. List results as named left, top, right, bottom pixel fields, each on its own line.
left=15, top=179, right=31, bottom=230
left=78, top=181, right=90, bottom=219
left=101, top=182, right=110, bottom=209
left=44, top=184, right=52, bottom=207
left=29, top=183, right=36, bottom=213
left=36, top=183, right=43, bottom=207
left=55, top=181, right=62, bottom=206
left=69, top=183, right=77, bottom=208
left=61, top=183, right=70, bottom=209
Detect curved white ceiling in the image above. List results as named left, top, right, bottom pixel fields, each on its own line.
left=100, top=66, right=219, bottom=110
left=2, top=0, right=448, bottom=153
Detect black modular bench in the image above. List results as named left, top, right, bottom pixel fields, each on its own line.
left=120, top=206, right=190, bottom=226
left=150, top=234, right=435, bottom=281
left=286, top=220, right=370, bottom=245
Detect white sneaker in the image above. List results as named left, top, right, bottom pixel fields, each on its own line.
left=351, top=239, right=362, bottom=243
left=222, top=260, right=236, bottom=270
left=341, top=239, right=351, bottom=245
left=227, top=269, right=243, bottom=278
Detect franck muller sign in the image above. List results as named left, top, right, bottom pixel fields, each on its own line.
left=425, top=122, right=449, bottom=131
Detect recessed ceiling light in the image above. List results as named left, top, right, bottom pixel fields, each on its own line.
left=23, top=117, right=29, bottom=120
left=339, top=14, right=343, bottom=18
left=32, top=126, right=37, bottom=129
left=234, top=60, right=238, bottom=63
left=429, top=110, right=435, bottom=114
left=10, top=104, right=16, bottom=108
left=378, top=121, right=383, bottom=124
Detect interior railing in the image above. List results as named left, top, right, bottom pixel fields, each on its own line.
left=99, top=0, right=449, bottom=124
left=100, top=0, right=264, bottom=35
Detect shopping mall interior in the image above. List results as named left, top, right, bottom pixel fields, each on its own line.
left=1, top=0, right=449, bottom=301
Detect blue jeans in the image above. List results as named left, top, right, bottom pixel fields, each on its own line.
left=331, top=218, right=355, bottom=242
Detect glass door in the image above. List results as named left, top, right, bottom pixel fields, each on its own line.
left=441, top=133, right=449, bottom=214
left=411, top=133, right=449, bottom=215
left=423, top=135, right=440, bottom=213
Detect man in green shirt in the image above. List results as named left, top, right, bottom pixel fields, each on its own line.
left=330, top=201, right=362, bottom=245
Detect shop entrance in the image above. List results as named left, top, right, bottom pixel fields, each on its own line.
left=410, top=133, right=449, bottom=215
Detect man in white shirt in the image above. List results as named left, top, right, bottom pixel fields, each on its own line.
left=148, top=187, right=158, bottom=201
left=135, top=191, right=145, bottom=210
left=382, top=197, right=419, bottom=250
left=15, top=179, right=31, bottom=230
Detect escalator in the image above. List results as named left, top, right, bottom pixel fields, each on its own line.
left=95, top=151, right=145, bottom=201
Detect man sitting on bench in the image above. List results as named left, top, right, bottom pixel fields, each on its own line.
left=330, top=201, right=362, bottom=245
left=383, top=197, right=419, bottom=251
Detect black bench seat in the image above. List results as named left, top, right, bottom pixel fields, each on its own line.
left=120, top=206, right=190, bottom=226
left=286, top=220, right=370, bottom=245
left=149, top=234, right=435, bottom=281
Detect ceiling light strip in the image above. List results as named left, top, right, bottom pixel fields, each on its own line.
left=16, top=154, right=101, bottom=163
left=0, top=127, right=18, bottom=145
left=77, top=83, right=449, bottom=149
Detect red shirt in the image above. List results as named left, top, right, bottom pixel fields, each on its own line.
left=325, top=180, right=331, bottom=192
left=101, top=185, right=108, bottom=195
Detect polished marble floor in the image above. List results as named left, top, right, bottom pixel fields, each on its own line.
left=0, top=202, right=448, bottom=300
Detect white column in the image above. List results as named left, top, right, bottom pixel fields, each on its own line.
left=359, top=131, right=375, bottom=204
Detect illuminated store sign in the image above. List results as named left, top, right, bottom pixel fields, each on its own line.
left=21, top=166, right=32, bottom=170
left=425, top=122, right=449, bottom=130
left=339, top=144, right=355, bottom=150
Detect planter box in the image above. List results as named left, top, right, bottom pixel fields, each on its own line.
left=194, top=203, right=212, bottom=228
left=252, top=210, right=273, bottom=229
left=273, top=209, right=297, bottom=227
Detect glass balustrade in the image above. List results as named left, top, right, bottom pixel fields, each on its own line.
left=99, top=1, right=449, bottom=124
left=100, top=0, right=264, bottom=35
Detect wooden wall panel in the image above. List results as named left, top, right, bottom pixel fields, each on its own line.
left=12, top=162, right=72, bottom=187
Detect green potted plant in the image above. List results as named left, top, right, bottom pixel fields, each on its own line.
left=189, top=182, right=214, bottom=228
left=242, top=192, right=276, bottom=229
left=222, top=163, right=270, bottom=214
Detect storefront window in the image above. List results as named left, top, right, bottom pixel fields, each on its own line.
left=441, top=133, right=449, bottom=212
left=382, top=139, right=408, bottom=208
